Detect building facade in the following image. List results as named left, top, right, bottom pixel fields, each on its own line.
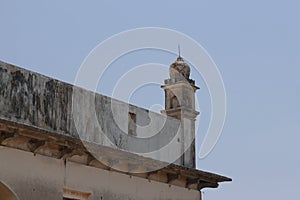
left=0, top=57, right=231, bottom=200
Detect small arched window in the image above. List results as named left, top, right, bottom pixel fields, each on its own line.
left=171, top=96, right=179, bottom=109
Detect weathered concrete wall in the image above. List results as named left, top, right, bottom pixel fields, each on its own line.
left=0, top=62, right=75, bottom=136
left=0, top=61, right=188, bottom=165
left=0, top=146, right=201, bottom=200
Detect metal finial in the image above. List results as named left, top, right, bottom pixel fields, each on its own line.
left=178, top=44, right=181, bottom=57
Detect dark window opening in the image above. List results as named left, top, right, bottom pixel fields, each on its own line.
left=128, top=112, right=137, bottom=136
left=170, top=96, right=179, bottom=109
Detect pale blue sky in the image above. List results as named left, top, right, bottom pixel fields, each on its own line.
left=1, top=0, right=300, bottom=199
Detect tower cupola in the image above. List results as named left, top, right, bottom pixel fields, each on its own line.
left=169, top=56, right=191, bottom=80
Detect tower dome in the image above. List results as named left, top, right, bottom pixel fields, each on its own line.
left=169, top=56, right=190, bottom=80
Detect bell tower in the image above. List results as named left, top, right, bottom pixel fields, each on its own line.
left=161, top=52, right=199, bottom=168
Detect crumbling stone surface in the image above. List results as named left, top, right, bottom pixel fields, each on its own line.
left=0, top=62, right=74, bottom=136
left=0, top=61, right=182, bottom=163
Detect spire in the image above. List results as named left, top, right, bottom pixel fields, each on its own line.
left=177, top=44, right=183, bottom=61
